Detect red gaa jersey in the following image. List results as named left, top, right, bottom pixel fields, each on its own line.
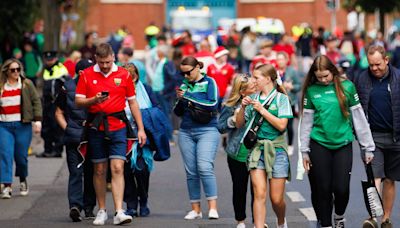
left=76, top=64, right=136, bottom=131
left=207, top=63, right=234, bottom=98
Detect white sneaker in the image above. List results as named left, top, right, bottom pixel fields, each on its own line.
left=184, top=210, right=202, bottom=220
left=1, top=186, right=12, bottom=199
left=93, top=209, right=108, bottom=225
left=20, top=181, right=29, bottom=196
left=277, top=218, right=288, bottom=228
left=237, top=222, right=246, bottom=228
left=208, top=209, right=219, bottom=219
left=287, top=146, right=294, bottom=156
left=113, top=210, right=132, bottom=225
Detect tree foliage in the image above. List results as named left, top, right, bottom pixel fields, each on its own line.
left=0, top=0, right=40, bottom=46
left=354, top=0, right=400, bottom=13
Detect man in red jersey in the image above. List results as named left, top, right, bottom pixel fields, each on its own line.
left=75, top=43, right=146, bottom=226
left=207, top=46, right=234, bottom=110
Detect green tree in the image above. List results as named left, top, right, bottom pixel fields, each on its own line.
left=40, top=0, right=65, bottom=52
left=0, top=0, right=40, bottom=58
left=343, top=0, right=400, bottom=33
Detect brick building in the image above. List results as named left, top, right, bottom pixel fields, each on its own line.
left=85, top=0, right=350, bottom=49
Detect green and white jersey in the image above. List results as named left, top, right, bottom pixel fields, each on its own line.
left=303, top=80, right=359, bottom=149
left=245, top=89, right=293, bottom=141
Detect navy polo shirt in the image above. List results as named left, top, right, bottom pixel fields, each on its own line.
left=368, top=71, right=393, bottom=132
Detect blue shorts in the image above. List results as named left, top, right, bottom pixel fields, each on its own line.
left=88, top=128, right=127, bottom=163
left=256, top=148, right=289, bottom=178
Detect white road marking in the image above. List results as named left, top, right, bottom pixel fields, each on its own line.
left=286, top=191, right=306, bottom=202
left=299, top=207, right=317, bottom=221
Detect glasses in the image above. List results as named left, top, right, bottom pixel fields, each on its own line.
left=181, top=67, right=196, bottom=76
left=9, top=67, right=21, bottom=73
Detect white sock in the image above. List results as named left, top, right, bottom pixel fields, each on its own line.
left=334, top=213, right=344, bottom=220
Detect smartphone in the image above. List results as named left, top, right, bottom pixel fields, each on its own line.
left=101, top=91, right=109, bottom=97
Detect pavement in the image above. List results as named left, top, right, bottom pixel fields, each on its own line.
left=1, top=132, right=399, bottom=228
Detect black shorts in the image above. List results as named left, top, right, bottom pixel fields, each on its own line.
left=371, top=132, right=400, bottom=181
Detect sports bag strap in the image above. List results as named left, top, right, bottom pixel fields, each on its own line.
left=252, top=92, right=277, bottom=132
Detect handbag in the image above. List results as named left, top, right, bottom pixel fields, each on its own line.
left=243, top=93, right=276, bottom=149
left=361, top=163, right=384, bottom=218
left=188, top=101, right=217, bottom=124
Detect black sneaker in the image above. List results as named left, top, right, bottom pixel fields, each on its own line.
left=84, top=208, right=95, bottom=219
left=20, top=180, right=29, bottom=196
left=362, top=218, right=378, bottom=228
left=36, top=152, right=62, bottom=158
left=381, top=219, right=393, bottom=228
left=334, top=217, right=345, bottom=228
left=69, top=207, right=82, bottom=222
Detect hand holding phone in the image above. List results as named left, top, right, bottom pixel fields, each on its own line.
left=101, top=91, right=109, bottom=97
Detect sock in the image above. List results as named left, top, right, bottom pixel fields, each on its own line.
left=334, top=213, right=344, bottom=220
left=20, top=177, right=26, bottom=183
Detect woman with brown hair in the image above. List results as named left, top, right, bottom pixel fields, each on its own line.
left=0, top=58, right=42, bottom=199
left=236, top=64, right=292, bottom=228
left=298, top=55, right=375, bottom=228
left=218, top=74, right=257, bottom=228
left=174, top=56, right=220, bottom=220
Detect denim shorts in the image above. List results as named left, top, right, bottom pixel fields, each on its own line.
left=88, top=128, right=127, bottom=163
left=256, top=148, right=289, bottom=178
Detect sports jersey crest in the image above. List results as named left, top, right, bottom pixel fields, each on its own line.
left=114, top=78, right=122, bottom=86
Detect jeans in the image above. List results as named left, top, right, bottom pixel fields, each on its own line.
left=0, top=122, right=32, bottom=183
left=66, top=143, right=96, bottom=210
left=178, top=127, right=220, bottom=202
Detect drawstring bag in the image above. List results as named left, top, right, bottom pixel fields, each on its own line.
left=362, top=163, right=384, bottom=218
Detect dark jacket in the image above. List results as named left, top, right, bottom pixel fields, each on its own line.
left=61, top=77, right=87, bottom=143
left=352, top=64, right=400, bottom=142
left=162, top=60, right=182, bottom=100
left=141, top=107, right=171, bottom=161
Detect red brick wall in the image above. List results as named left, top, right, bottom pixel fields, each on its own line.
left=85, top=0, right=164, bottom=49
left=237, top=0, right=348, bottom=35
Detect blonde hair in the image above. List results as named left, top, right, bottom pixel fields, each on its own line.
left=0, top=58, right=25, bottom=89
left=225, top=74, right=251, bottom=107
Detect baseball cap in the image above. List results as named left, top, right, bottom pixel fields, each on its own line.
left=75, top=59, right=94, bottom=75
left=43, top=51, right=57, bottom=60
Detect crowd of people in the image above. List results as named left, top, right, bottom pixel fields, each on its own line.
left=0, top=22, right=399, bottom=228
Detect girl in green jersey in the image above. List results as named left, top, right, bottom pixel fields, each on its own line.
left=236, top=64, right=292, bottom=228
left=298, top=55, right=375, bottom=228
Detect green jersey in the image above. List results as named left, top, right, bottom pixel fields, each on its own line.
left=245, top=89, right=293, bottom=141
left=303, top=80, right=359, bottom=149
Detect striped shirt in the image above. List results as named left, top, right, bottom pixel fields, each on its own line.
left=0, top=79, right=22, bottom=122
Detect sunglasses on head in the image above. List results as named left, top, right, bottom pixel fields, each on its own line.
left=181, top=67, right=196, bottom=76
left=9, top=67, right=21, bottom=73
left=241, top=74, right=251, bottom=82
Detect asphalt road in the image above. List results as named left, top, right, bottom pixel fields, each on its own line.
left=0, top=130, right=399, bottom=228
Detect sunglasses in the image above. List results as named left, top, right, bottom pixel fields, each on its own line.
left=241, top=74, right=251, bottom=82
left=181, top=67, right=196, bottom=76
left=9, top=67, right=21, bottom=73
